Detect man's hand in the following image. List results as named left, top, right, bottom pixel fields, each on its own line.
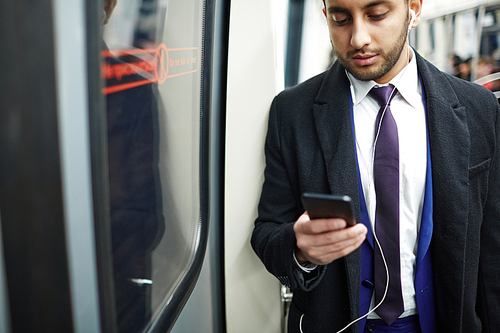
left=293, top=212, right=367, bottom=266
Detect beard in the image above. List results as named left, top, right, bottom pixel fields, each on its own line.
left=333, top=18, right=409, bottom=81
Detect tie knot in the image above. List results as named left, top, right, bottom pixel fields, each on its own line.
left=369, top=85, right=397, bottom=107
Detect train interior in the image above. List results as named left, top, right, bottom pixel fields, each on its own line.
left=1, top=0, right=499, bottom=332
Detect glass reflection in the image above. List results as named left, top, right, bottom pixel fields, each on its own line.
left=102, top=1, right=164, bottom=331
left=101, top=0, right=204, bottom=331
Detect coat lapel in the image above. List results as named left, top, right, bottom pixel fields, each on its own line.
left=312, top=63, right=360, bottom=211
left=312, top=62, right=363, bottom=322
left=416, top=54, right=470, bottom=322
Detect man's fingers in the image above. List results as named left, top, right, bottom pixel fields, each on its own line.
left=294, top=211, right=368, bottom=265
left=305, top=230, right=366, bottom=265
left=304, top=226, right=366, bottom=255
left=294, top=214, right=347, bottom=235
left=296, top=223, right=367, bottom=265
left=297, top=223, right=365, bottom=247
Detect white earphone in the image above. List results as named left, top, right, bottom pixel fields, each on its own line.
left=408, top=9, right=416, bottom=31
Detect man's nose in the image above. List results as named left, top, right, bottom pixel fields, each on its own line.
left=350, top=20, right=371, bottom=50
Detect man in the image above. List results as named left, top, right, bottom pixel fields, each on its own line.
left=251, top=0, right=500, bottom=332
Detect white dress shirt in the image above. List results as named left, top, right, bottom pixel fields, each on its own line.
left=348, top=48, right=427, bottom=319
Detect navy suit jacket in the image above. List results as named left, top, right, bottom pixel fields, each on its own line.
left=251, top=52, right=500, bottom=333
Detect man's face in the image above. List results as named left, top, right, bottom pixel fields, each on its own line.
left=323, top=0, right=418, bottom=83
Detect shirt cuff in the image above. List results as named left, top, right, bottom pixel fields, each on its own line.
left=293, top=251, right=318, bottom=273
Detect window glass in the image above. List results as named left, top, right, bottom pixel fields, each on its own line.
left=101, top=0, right=206, bottom=331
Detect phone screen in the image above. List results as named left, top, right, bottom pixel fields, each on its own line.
left=301, top=193, right=355, bottom=227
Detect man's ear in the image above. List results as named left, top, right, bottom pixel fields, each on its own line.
left=409, top=0, right=423, bottom=29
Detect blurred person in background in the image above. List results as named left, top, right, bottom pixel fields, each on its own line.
left=458, top=57, right=472, bottom=81
left=450, top=54, right=462, bottom=78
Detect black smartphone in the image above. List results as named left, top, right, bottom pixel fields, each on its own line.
left=301, top=193, right=355, bottom=227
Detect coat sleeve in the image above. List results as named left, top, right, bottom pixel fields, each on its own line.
left=476, top=94, right=500, bottom=331
left=250, top=95, right=326, bottom=291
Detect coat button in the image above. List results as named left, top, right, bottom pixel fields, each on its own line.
left=362, top=280, right=374, bottom=289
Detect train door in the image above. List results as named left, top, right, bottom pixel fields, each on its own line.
left=0, top=1, right=101, bottom=331
left=0, top=0, right=223, bottom=332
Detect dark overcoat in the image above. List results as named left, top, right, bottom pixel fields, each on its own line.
left=251, top=52, right=500, bottom=333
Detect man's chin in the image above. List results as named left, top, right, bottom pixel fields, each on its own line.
left=345, top=64, right=385, bottom=82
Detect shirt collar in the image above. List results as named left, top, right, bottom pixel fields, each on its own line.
left=347, top=48, right=421, bottom=108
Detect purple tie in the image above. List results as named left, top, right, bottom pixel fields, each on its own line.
left=370, top=86, right=404, bottom=325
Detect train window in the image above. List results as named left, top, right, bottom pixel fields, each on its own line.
left=92, top=0, right=212, bottom=331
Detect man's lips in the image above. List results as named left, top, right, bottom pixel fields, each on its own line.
left=352, top=54, right=378, bottom=66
